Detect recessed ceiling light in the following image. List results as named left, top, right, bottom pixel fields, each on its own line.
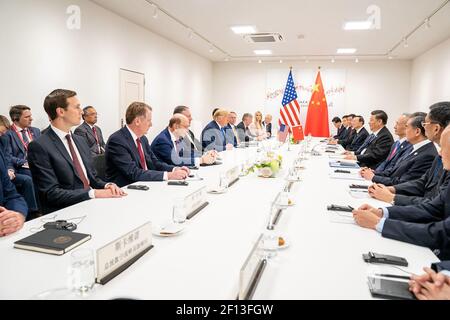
left=254, top=50, right=272, bottom=55
left=279, top=60, right=283, bottom=64
left=337, top=48, right=357, bottom=54
left=355, top=58, right=359, bottom=63
left=258, top=59, right=262, bottom=64
left=331, top=57, right=335, bottom=63
left=231, top=25, right=257, bottom=34
left=343, top=21, right=372, bottom=30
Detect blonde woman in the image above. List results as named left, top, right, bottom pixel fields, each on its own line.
left=248, top=111, right=266, bottom=141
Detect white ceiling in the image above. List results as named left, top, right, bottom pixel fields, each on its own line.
left=92, top=0, right=450, bottom=61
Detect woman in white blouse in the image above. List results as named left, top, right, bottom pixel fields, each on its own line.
left=248, top=111, right=267, bottom=141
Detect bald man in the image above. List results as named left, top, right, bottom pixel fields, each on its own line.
left=151, top=114, right=216, bottom=166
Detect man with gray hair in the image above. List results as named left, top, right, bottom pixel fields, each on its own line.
left=151, top=114, right=216, bottom=166
left=236, top=113, right=253, bottom=144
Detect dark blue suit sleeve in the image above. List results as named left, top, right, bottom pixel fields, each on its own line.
left=388, top=188, right=446, bottom=223
left=382, top=216, right=450, bottom=252
left=106, top=137, right=166, bottom=182
left=0, top=153, right=28, bottom=217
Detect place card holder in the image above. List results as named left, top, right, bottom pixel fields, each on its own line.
left=96, top=222, right=154, bottom=285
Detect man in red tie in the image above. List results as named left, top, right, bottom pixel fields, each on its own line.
left=74, top=106, right=106, bottom=156
left=5, top=105, right=41, bottom=177
left=105, top=102, right=189, bottom=187
left=28, top=89, right=126, bottom=215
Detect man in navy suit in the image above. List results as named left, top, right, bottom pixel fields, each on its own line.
left=353, top=124, right=450, bottom=260
left=105, top=102, right=189, bottom=187
left=0, top=148, right=28, bottom=237
left=374, top=113, right=412, bottom=174
left=331, top=116, right=344, bottom=140
left=151, top=114, right=216, bottom=166
left=342, top=115, right=369, bottom=151
left=5, top=105, right=41, bottom=177
left=28, top=89, right=125, bottom=214
left=369, top=103, right=450, bottom=206
left=345, top=110, right=394, bottom=169
left=361, top=113, right=436, bottom=186
left=201, top=109, right=234, bottom=152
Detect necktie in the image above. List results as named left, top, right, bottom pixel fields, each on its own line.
left=92, top=126, right=101, bottom=153
left=21, top=129, right=30, bottom=146
left=220, top=127, right=226, bottom=147
left=232, top=126, right=241, bottom=144
left=387, top=140, right=401, bottom=161
left=357, top=134, right=375, bottom=154
left=136, top=138, right=148, bottom=170
left=433, top=156, right=443, bottom=179
left=175, top=138, right=183, bottom=155
left=66, top=134, right=90, bottom=189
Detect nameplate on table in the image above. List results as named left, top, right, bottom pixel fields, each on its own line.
left=238, top=234, right=267, bottom=300
left=226, top=166, right=240, bottom=187
left=186, top=187, right=209, bottom=220
left=96, top=222, right=153, bottom=285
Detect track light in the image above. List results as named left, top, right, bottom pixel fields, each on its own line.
left=355, top=58, right=359, bottom=63
left=258, top=59, right=262, bottom=64
left=425, top=18, right=431, bottom=29
left=331, top=57, right=335, bottom=63
left=403, top=38, right=409, bottom=48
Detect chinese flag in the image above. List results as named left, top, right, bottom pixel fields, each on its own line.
left=292, top=125, right=304, bottom=142
left=304, top=70, right=330, bottom=137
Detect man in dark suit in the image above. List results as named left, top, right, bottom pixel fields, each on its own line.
left=106, top=102, right=188, bottom=187
left=342, top=115, right=369, bottom=151
left=345, top=110, right=394, bottom=169
left=374, top=113, right=412, bottom=173
left=226, top=111, right=240, bottom=147
left=28, top=89, right=125, bottom=215
left=331, top=116, right=344, bottom=139
left=74, top=106, right=106, bottom=156
left=353, top=123, right=450, bottom=260
left=263, top=114, right=273, bottom=138
left=201, top=109, right=234, bottom=152
left=368, top=102, right=450, bottom=206
left=0, top=132, right=38, bottom=219
left=151, top=114, right=216, bottom=167
left=173, top=106, right=203, bottom=154
left=236, top=113, right=253, bottom=144
left=361, top=113, right=437, bottom=186
left=4, top=105, right=41, bottom=177
left=0, top=148, right=28, bottom=237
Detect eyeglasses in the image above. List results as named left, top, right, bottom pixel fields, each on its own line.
left=421, top=121, right=439, bottom=127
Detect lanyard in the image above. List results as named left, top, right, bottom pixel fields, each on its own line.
left=11, top=124, right=32, bottom=150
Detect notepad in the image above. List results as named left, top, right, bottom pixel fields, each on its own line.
left=14, top=229, right=91, bottom=256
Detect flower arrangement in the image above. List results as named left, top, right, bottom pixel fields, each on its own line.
left=253, top=152, right=283, bottom=178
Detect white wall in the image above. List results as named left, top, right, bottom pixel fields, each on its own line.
left=0, top=0, right=213, bottom=140
left=212, top=60, right=412, bottom=134
left=410, top=37, right=450, bottom=112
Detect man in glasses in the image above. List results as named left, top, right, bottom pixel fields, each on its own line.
left=74, top=106, right=106, bottom=156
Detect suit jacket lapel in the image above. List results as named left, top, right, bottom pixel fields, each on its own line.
left=48, top=129, right=78, bottom=176
left=122, top=127, right=142, bottom=167
left=12, top=132, right=26, bottom=153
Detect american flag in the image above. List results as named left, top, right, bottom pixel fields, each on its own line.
left=279, top=70, right=301, bottom=128
left=277, top=124, right=289, bottom=142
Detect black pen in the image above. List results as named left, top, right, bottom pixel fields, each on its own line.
left=374, top=274, right=411, bottom=280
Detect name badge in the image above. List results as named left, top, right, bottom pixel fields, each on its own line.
left=185, top=187, right=209, bottom=220
left=96, top=222, right=153, bottom=285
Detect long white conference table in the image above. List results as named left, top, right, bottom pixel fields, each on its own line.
left=0, top=139, right=440, bottom=300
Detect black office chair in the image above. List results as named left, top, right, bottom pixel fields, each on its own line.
left=93, top=154, right=106, bottom=180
